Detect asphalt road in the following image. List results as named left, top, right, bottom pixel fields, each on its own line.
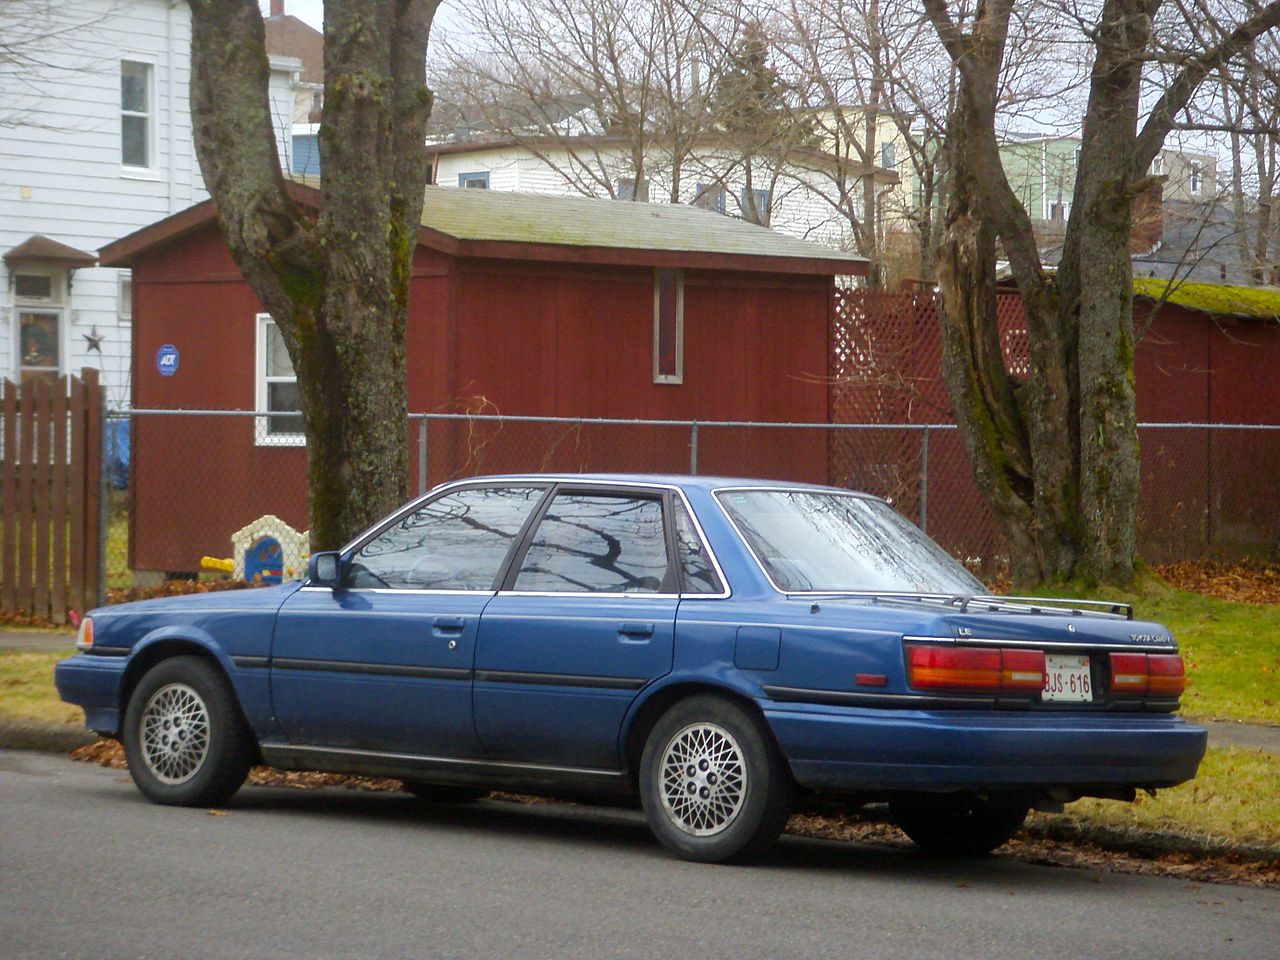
left=1, top=751, right=1276, bottom=960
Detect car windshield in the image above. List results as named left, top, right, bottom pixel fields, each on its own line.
left=716, top=489, right=986, bottom=595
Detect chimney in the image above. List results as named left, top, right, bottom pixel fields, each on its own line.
left=270, top=0, right=284, bottom=17
left=1130, top=177, right=1165, bottom=253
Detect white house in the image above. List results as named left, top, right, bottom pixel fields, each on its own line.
left=0, top=0, right=298, bottom=406
left=424, top=133, right=900, bottom=255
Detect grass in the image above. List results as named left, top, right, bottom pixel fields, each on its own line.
left=1022, top=583, right=1280, bottom=725
left=1130, top=590, right=1280, bottom=725
left=1035, top=746, right=1280, bottom=853
left=0, top=649, right=82, bottom=726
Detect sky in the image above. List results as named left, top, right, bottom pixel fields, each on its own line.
left=260, top=1, right=461, bottom=36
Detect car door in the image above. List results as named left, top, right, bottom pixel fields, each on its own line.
left=270, top=483, right=549, bottom=755
left=474, top=485, right=678, bottom=769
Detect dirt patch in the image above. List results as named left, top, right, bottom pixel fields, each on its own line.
left=72, top=739, right=1279, bottom=887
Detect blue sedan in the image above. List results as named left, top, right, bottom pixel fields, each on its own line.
left=55, top=475, right=1206, bottom=862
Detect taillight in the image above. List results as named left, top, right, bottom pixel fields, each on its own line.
left=75, top=617, right=94, bottom=652
left=1108, top=651, right=1186, bottom=697
left=1000, top=648, right=1047, bottom=691
left=905, top=644, right=1044, bottom=693
left=1147, top=654, right=1187, bottom=696
left=1109, top=652, right=1149, bottom=693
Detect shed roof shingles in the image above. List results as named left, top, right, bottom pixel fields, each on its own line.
left=419, top=186, right=866, bottom=265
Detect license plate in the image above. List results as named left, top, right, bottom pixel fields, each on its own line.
left=1042, top=654, right=1093, bottom=702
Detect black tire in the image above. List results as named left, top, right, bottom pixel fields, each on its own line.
left=121, top=656, right=254, bottom=807
left=400, top=780, right=488, bottom=804
left=890, top=793, right=1030, bottom=856
left=638, top=695, right=793, bottom=863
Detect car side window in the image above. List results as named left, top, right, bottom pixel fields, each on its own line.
left=514, top=493, right=671, bottom=593
left=673, top=500, right=723, bottom=595
left=347, top=486, right=544, bottom=590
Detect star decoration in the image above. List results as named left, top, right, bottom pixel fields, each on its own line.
left=83, top=326, right=105, bottom=353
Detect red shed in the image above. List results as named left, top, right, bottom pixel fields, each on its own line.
left=100, top=185, right=867, bottom=573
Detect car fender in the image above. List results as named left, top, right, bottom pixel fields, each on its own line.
left=617, top=665, right=771, bottom=767
left=122, top=626, right=272, bottom=737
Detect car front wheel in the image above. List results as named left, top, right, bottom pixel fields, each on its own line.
left=122, top=656, right=253, bottom=807
left=639, top=695, right=793, bottom=863
left=890, top=793, right=1030, bottom=856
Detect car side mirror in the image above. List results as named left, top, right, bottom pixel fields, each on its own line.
left=308, top=551, right=345, bottom=588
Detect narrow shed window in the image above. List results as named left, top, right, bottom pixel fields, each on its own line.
left=256, top=314, right=304, bottom=445
left=653, top=268, right=684, bottom=384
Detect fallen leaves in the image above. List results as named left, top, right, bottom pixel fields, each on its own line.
left=69, top=738, right=1278, bottom=888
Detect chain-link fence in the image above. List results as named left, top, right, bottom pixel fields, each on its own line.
left=103, top=410, right=1280, bottom=582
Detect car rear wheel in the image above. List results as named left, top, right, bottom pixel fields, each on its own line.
left=122, top=656, right=253, bottom=807
left=890, top=793, right=1030, bottom=856
left=400, top=780, right=488, bottom=804
left=639, top=695, right=793, bottom=863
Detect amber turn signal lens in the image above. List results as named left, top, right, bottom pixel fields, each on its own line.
left=75, top=617, right=94, bottom=651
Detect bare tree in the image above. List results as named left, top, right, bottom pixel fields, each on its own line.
left=436, top=0, right=741, bottom=202
left=924, top=0, right=1280, bottom=586
left=0, top=0, right=120, bottom=128
left=188, top=0, right=437, bottom=550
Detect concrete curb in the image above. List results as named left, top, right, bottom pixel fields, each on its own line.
left=0, top=718, right=96, bottom=753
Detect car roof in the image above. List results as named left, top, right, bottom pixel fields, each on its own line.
left=443, top=473, right=871, bottom=497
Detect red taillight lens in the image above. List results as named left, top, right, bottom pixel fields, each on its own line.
left=1109, top=651, right=1186, bottom=697
left=1001, top=648, right=1047, bottom=691
left=905, top=645, right=1045, bottom=692
left=1109, top=652, right=1149, bottom=693
left=1147, top=654, right=1187, bottom=696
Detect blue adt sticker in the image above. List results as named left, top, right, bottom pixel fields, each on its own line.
left=155, top=344, right=179, bottom=377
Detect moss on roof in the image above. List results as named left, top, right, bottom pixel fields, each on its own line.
left=291, top=177, right=865, bottom=265
left=1132, top=276, right=1280, bottom=320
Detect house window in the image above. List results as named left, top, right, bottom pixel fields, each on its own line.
left=14, top=271, right=64, bottom=386
left=880, top=142, right=896, bottom=170
left=255, top=314, right=304, bottom=445
left=1074, top=146, right=1082, bottom=169
left=616, top=177, right=649, bottom=202
left=653, top=268, right=683, bottom=384
left=741, top=187, right=771, bottom=225
left=694, top=182, right=726, bottom=215
left=1151, top=155, right=1164, bottom=176
left=458, top=171, right=490, bottom=189
left=118, top=274, right=132, bottom=322
left=121, top=60, right=153, bottom=169
left=1190, top=162, right=1203, bottom=195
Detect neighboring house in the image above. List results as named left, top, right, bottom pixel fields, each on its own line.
left=264, top=0, right=325, bottom=177
left=1132, top=199, right=1273, bottom=285
left=99, top=184, right=868, bottom=572
left=425, top=134, right=897, bottom=254
left=999, top=131, right=1218, bottom=234
left=0, top=0, right=298, bottom=406
left=264, top=0, right=323, bottom=125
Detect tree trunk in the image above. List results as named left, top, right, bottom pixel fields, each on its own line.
left=189, top=0, right=438, bottom=551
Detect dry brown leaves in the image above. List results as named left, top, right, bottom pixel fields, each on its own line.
left=70, top=739, right=1278, bottom=887
left=1156, top=560, right=1280, bottom=605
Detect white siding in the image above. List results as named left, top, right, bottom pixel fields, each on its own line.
left=0, top=1, right=296, bottom=407
left=436, top=142, right=866, bottom=252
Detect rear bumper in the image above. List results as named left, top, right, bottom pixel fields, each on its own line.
left=763, top=701, right=1207, bottom=793
left=54, top=654, right=127, bottom=736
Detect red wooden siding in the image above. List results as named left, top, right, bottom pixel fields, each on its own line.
left=129, top=225, right=834, bottom=571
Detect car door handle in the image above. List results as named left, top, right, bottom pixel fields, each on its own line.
left=618, top=622, right=655, bottom=640
left=432, top=616, right=466, bottom=635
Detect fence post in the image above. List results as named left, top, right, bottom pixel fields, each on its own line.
left=689, top=422, right=699, bottom=475
left=919, top=427, right=929, bottom=534
left=417, top=417, right=428, bottom=496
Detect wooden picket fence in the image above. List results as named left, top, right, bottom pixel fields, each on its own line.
left=0, top=369, right=105, bottom=624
